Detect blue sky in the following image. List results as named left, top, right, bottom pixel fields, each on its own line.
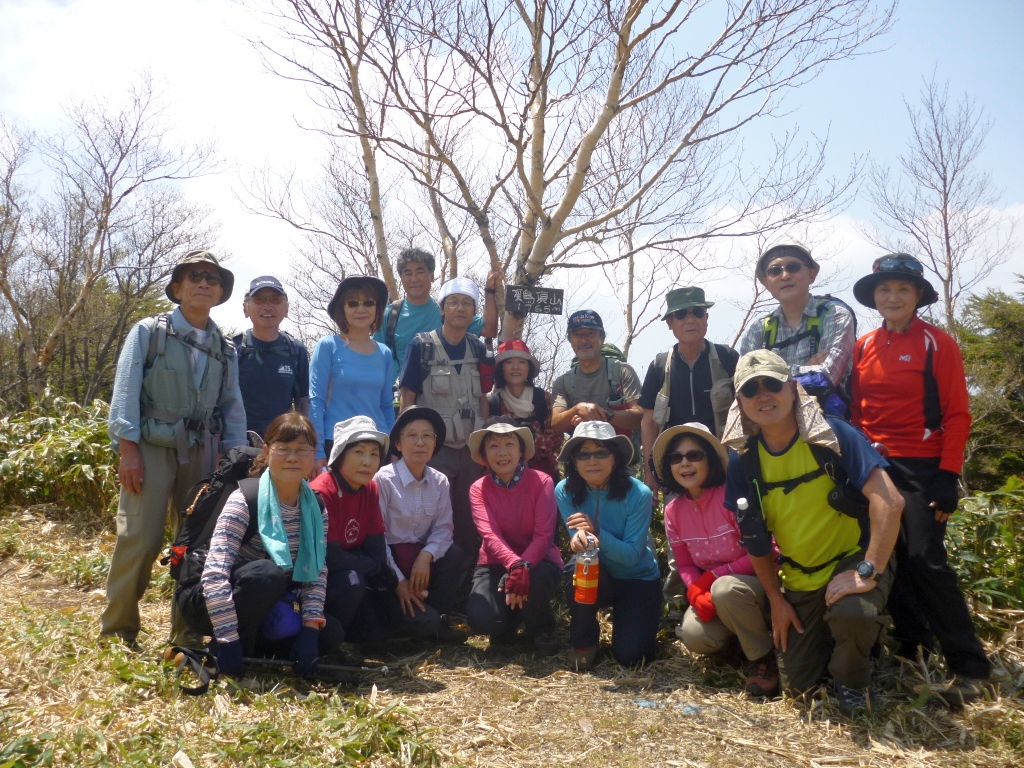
left=1, top=0, right=1020, bottom=372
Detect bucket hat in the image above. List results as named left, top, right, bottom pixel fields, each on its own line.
left=494, top=339, right=540, bottom=379
left=389, top=406, right=446, bottom=459
left=327, top=415, right=389, bottom=468
left=326, top=275, right=389, bottom=325
left=557, top=420, right=634, bottom=464
left=166, top=250, right=234, bottom=305
left=661, top=287, right=714, bottom=320
left=468, top=421, right=536, bottom=466
left=651, top=422, right=729, bottom=482
left=852, top=253, right=939, bottom=309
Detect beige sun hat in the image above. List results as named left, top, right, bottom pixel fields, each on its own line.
left=556, top=420, right=634, bottom=464
left=468, top=421, right=536, bottom=466
left=652, top=422, right=729, bottom=481
left=327, top=415, right=389, bottom=468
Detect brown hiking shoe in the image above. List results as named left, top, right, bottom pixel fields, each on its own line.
left=744, top=652, right=779, bottom=697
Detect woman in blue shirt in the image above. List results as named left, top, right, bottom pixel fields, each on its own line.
left=310, top=276, right=396, bottom=474
left=556, top=421, right=662, bottom=671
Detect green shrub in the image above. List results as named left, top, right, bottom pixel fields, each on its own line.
left=0, top=394, right=117, bottom=519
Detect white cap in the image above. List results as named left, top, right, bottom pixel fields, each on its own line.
left=437, top=277, right=480, bottom=308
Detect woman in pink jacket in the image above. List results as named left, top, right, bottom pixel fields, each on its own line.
left=653, top=422, right=776, bottom=697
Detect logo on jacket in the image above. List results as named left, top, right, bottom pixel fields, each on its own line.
left=898, top=355, right=912, bottom=363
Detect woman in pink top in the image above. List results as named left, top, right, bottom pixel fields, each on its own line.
left=653, top=422, right=776, bottom=697
left=466, top=418, right=564, bottom=656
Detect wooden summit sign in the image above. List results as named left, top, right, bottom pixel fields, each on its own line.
left=505, top=285, right=564, bottom=315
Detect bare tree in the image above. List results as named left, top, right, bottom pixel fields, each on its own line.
left=0, top=77, right=217, bottom=405
left=249, top=0, right=886, bottom=343
left=864, top=75, right=1018, bottom=337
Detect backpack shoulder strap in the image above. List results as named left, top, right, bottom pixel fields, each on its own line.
left=385, top=300, right=403, bottom=354
left=236, top=477, right=262, bottom=546
left=762, top=313, right=780, bottom=349
left=531, top=386, right=549, bottom=422
left=144, top=313, right=172, bottom=370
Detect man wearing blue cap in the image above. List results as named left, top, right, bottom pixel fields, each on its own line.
left=233, top=276, right=309, bottom=439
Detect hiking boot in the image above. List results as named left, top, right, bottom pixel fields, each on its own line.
left=569, top=645, right=598, bottom=672
left=532, top=631, right=560, bottom=657
left=914, top=676, right=989, bottom=707
left=834, top=682, right=871, bottom=718
left=744, top=652, right=779, bottom=698
left=435, top=622, right=468, bottom=645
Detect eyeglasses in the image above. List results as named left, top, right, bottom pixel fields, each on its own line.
left=345, top=299, right=377, bottom=309
left=873, top=255, right=923, bottom=275
left=444, top=298, right=475, bottom=309
left=269, top=446, right=316, bottom=458
left=186, top=270, right=222, bottom=286
left=248, top=293, right=285, bottom=305
left=739, top=377, right=786, bottom=399
left=764, top=262, right=805, bottom=278
left=667, top=449, right=706, bottom=465
left=401, top=432, right=436, bottom=444
left=574, top=449, right=613, bottom=462
left=671, top=307, right=707, bottom=320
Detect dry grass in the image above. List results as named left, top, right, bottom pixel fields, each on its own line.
left=1, top=506, right=1022, bottom=767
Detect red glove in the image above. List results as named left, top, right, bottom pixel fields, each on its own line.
left=502, top=561, right=531, bottom=596
left=686, top=570, right=716, bottom=607
left=692, top=591, right=717, bottom=622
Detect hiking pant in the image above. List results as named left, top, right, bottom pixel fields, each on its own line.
left=777, top=552, right=892, bottom=693
left=177, top=559, right=343, bottom=656
left=429, top=445, right=485, bottom=558
left=679, top=574, right=774, bottom=662
left=101, top=440, right=205, bottom=645
left=564, top=560, right=662, bottom=666
left=468, top=561, right=561, bottom=641
left=389, top=542, right=471, bottom=639
left=886, top=458, right=991, bottom=680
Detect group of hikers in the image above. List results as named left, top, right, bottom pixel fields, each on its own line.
left=98, top=239, right=990, bottom=717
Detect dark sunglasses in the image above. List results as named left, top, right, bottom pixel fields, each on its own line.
left=345, top=299, right=377, bottom=308
left=671, top=307, right=707, bottom=320
left=186, top=270, right=222, bottom=286
left=739, top=377, right=785, bottom=399
left=764, top=262, right=805, bottom=278
left=574, top=449, right=613, bottom=462
left=667, top=449, right=706, bottom=466
left=873, top=255, right=923, bottom=275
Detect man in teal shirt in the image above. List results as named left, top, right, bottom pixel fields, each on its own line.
left=375, top=248, right=499, bottom=382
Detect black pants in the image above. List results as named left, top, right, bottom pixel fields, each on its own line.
left=177, top=559, right=343, bottom=657
left=564, top=559, right=662, bottom=666
left=467, top=561, right=561, bottom=640
left=886, top=457, right=991, bottom=679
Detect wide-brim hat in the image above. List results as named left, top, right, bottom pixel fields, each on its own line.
left=557, top=420, right=634, bottom=464
left=733, top=349, right=791, bottom=392
left=662, top=286, right=714, bottom=320
left=166, top=250, right=234, bottom=306
left=852, top=253, right=939, bottom=309
left=389, top=406, right=446, bottom=459
left=756, top=238, right=819, bottom=280
left=326, top=275, right=389, bottom=324
left=495, top=339, right=540, bottom=379
left=327, top=415, right=389, bottom=468
left=651, top=422, right=729, bottom=482
left=468, top=422, right=536, bottom=466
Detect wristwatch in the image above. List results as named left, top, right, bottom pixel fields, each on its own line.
left=604, top=407, right=615, bottom=422
left=855, top=560, right=877, bottom=580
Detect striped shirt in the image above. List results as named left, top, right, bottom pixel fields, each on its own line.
left=201, top=488, right=328, bottom=644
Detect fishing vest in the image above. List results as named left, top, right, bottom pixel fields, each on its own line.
left=417, top=329, right=485, bottom=449
left=652, top=342, right=734, bottom=437
left=140, top=313, right=234, bottom=470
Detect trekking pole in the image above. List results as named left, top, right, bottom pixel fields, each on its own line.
left=242, top=656, right=375, bottom=685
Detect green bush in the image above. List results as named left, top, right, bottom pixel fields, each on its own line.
left=0, top=394, right=117, bottom=519
left=948, top=476, right=1024, bottom=626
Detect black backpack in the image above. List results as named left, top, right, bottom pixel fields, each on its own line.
left=163, top=446, right=263, bottom=591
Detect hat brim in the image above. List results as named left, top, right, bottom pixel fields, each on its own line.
left=389, top=406, right=446, bottom=458
left=651, top=424, right=729, bottom=482
left=852, top=272, right=939, bottom=310
left=166, top=262, right=235, bottom=306
left=468, top=424, right=536, bottom=466
left=327, top=429, right=389, bottom=468
left=661, top=301, right=714, bottom=320
left=327, top=276, right=390, bottom=323
left=557, top=432, right=634, bottom=465
left=756, top=248, right=820, bottom=280
left=734, top=367, right=791, bottom=394
left=495, top=350, right=540, bottom=379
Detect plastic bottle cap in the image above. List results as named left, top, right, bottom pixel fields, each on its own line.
left=737, top=497, right=749, bottom=510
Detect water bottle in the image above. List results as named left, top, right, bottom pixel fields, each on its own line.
left=573, top=535, right=600, bottom=604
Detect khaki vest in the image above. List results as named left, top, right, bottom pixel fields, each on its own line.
left=417, top=329, right=484, bottom=449
left=652, top=342, right=734, bottom=437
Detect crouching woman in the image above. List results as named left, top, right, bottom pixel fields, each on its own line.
left=178, top=412, right=339, bottom=678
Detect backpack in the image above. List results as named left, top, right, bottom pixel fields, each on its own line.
left=383, top=300, right=404, bottom=357
left=761, top=295, right=858, bottom=417
left=486, top=387, right=549, bottom=426
left=419, top=330, right=494, bottom=394
left=651, top=343, right=734, bottom=436
left=736, top=426, right=869, bottom=576
left=232, top=329, right=304, bottom=405
left=162, top=446, right=263, bottom=591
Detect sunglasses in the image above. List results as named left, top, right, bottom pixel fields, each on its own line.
left=739, top=377, right=786, bottom=399
left=574, top=449, right=613, bottom=462
left=671, top=307, right=707, bottom=320
left=764, top=262, right=805, bottom=278
left=667, top=449, right=706, bottom=465
left=873, top=256, right=923, bottom=275
left=345, top=299, right=377, bottom=309
left=186, top=270, right=222, bottom=286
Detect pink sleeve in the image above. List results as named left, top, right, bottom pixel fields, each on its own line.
left=469, top=478, right=519, bottom=569
left=521, top=473, right=557, bottom=567
left=664, top=497, right=701, bottom=588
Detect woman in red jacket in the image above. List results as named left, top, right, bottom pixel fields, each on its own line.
left=851, top=254, right=990, bottom=703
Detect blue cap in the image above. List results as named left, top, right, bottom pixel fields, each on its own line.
left=245, top=275, right=287, bottom=298
left=567, top=309, right=604, bottom=335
